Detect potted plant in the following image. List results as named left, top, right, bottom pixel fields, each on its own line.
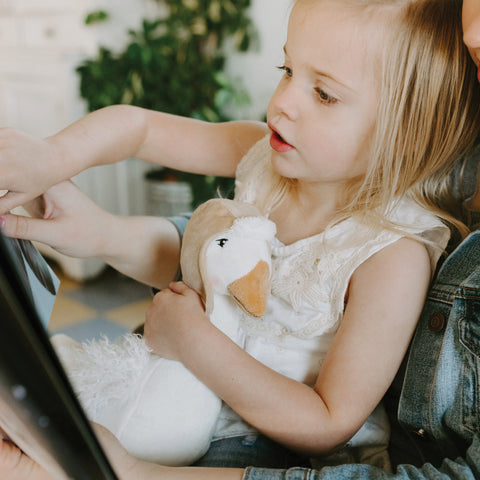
left=77, top=0, right=256, bottom=210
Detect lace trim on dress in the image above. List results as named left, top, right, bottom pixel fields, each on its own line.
left=239, top=309, right=340, bottom=340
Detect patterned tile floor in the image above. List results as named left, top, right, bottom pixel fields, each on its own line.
left=47, top=265, right=152, bottom=343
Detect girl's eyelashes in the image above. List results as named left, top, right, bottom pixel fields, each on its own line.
left=276, top=65, right=293, bottom=77
left=314, top=87, right=338, bottom=105
left=276, top=65, right=339, bottom=105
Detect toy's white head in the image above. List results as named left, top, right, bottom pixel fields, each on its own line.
left=204, top=216, right=276, bottom=318
left=180, top=199, right=276, bottom=317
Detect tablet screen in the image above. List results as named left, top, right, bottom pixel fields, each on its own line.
left=0, top=233, right=118, bottom=480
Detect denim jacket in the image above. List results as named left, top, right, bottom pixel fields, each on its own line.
left=244, top=228, right=480, bottom=480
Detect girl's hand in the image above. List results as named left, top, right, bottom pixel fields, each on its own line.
left=0, top=180, right=114, bottom=259
left=144, top=282, right=209, bottom=361
left=0, top=128, right=65, bottom=214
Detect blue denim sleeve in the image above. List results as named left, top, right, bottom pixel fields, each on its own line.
left=243, top=435, right=480, bottom=480
left=168, top=214, right=192, bottom=240
left=449, top=142, right=480, bottom=204
left=167, top=214, right=192, bottom=281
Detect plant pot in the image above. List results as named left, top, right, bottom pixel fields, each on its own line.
left=145, top=170, right=193, bottom=217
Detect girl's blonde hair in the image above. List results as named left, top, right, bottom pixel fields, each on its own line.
left=255, top=0, right=480, bottom=240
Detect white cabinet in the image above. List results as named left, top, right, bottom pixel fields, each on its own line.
left=0, top=0, right=158, bottom=280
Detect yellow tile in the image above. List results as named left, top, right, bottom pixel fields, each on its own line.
left=48, top=295, right=97, bottom=330
left=57, top=276, right=82, bottom=292
left=104, top=298, right=152, bottom=330
left=54, top=270, right=83, bottom=293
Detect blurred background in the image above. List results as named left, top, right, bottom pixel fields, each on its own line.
left=0, top=0, right=291, bottom=280
left=0, top=0, right=292, bottom=338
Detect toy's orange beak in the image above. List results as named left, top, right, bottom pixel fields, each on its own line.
left=227, top=260, right=270, bottom=318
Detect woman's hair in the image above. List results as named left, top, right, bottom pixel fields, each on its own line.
left=255, top=0, right=480, bottom=240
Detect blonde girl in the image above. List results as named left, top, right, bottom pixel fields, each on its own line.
left=0, top=0, right=479, bottom=478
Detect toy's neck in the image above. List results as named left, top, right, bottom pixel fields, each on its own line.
left=209, top=294, right=245, bottom=347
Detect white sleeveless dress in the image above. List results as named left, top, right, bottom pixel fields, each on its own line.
left=213, top=136, right=450, bottom=463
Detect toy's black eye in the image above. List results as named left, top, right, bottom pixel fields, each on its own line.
left=216, top=238, right=228, bottom=248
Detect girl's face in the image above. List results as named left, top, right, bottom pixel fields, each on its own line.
left=463, top=0, right=480, bottom=79
left=266, top=0, right=382, bottom=190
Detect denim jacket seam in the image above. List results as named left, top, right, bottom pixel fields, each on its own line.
left=426, top=359, right=439, bottom=438
left=462, top=327, right=480, bottom=356
left=457, top=290, right=480, bottom=299
left=425, top=296, right=453, bottom=307
left=427, top=287, right=454, bottom=305
left=462, top=361, right=477, bottom=434
left=459, top=288, right=480, bottom=357
left=428, top=286, right=480, bottom=304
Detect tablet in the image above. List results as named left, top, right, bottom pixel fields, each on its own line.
left=0, top=232, right=118, bottom=479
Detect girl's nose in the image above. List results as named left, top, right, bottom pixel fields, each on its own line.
left=463, top=7, right=480, bottom=63
left=464, top=25, right=480, bottom=58
left=269, top=80, right=300, bottom=122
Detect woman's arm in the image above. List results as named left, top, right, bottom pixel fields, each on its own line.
left=3, top=426, right=479, bottom=480
left=0, top=425, right=245, bottom=480
left=144, top=237, right=431, bottom=456
left=0, top=106, right=268, bottom=213
left=0, top=181, right=181, bottom=288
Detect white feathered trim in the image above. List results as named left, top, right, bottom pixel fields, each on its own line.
left=63, top=334, right=152, bottom=416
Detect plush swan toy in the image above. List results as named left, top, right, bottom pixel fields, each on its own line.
left=51, top=198, right=276, bottom=466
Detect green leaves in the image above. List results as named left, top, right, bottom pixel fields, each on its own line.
left=77, top=0, right=255, bottom=206
left=84, top=10, right=109, bottom=25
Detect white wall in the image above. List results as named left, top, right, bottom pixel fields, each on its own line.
left=0, top=0, right=292, bottom=131
left=226, top=0, right=293, bottom=120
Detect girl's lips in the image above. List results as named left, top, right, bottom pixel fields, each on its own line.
left=269, top=131, right=295, bottom=153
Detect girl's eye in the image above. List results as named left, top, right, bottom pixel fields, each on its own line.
left=276, top=65, right=293, bottom=77
left=315, top=87, right=338, bottom=105
left=216, top=238, right=228, bottom=248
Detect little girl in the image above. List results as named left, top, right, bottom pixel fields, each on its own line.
left=0, top=0, right=479, bottom=477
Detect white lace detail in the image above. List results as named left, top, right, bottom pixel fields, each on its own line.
left=233, top=135, right=450, bottom=342
left=271, top=240, right=335, bottom=311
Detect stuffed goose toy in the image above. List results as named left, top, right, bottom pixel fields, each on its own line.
left=51, top=198, right=276, bottom=466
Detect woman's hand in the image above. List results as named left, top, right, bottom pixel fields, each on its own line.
left=0, top=437, right=53, bottom=480
left=0, top=424, right=139, bottom=480
left=0, top=180, right=114, bottom=259
left=144, top=282, right=210, bottom=361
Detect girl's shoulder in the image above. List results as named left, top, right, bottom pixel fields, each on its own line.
left=379, top=197, right=451, bottom=275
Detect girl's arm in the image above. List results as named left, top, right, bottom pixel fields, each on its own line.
left=144, top=236, right=431, bottom=455
left=0, top=106, right=268, bottom=213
